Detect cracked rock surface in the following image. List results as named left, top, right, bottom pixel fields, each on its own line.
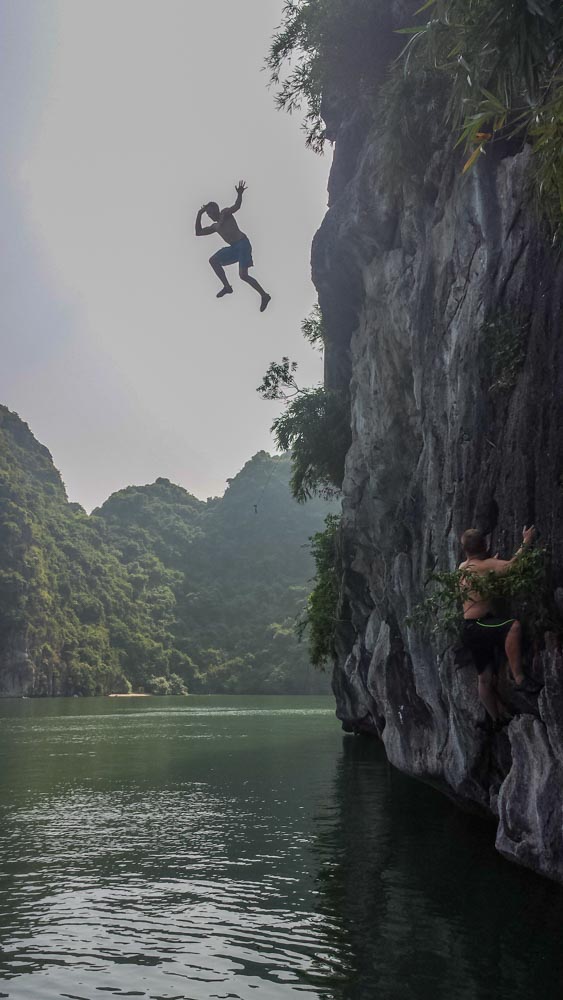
left=313, top=93, right=563, bottom=880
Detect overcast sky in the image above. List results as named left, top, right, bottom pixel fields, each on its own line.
left=0, top=0, right=330, bottom=511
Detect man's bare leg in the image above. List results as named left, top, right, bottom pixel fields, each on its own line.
left=240, top=268, right=271, bottom=312
left=209, top=256, right=233, bottom=298
left=505, top=619, right=543, bottom=693
left=505, top=620, right=525, bottom=684
left=477, top=667, right=500, bottom=721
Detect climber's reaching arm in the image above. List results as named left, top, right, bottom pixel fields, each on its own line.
left=489, top=525, right=536, bottom=575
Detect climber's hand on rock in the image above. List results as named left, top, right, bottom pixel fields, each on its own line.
left=522, top=525, right=536, bottom=546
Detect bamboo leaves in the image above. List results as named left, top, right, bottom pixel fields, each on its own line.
left=398, top=0, right=563, bottom=225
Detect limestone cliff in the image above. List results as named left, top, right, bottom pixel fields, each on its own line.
left=312, top=30, right=563, bottom=879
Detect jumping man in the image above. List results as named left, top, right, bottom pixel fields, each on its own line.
left=195, top=181, right=271, bottom=312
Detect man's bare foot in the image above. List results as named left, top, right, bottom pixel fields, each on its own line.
left=217, top=286, right=233, bottom=299
left=260, top=293, right=271, bottom=313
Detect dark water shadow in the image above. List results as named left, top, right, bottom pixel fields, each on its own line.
left=310, top=736, right=563, bottom=1000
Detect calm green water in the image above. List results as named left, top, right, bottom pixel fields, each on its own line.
left=0, top=696, right=562, bottom=1000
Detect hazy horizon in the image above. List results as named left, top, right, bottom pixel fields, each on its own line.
left=0, top=1, right=330, bottom=511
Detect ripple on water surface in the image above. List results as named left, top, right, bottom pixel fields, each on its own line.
left=1, top=695, right=563, bottom=1000
left=0, top=698, right=344, bottom=999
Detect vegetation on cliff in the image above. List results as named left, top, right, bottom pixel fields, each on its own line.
left=0, top=406, right=332, bottom=696
left=257, top=345, right=350, bottom=503
left=297, top=513, right=341, bottom=667
left=270, top=0, right=563, bottom=225
left=268, top=0, right=390, bottom=151
left=407, top=548, right=553, bottom=638
left=401, top=0, right=563, bottom=223
left=257, top=305, right=349, bottom=665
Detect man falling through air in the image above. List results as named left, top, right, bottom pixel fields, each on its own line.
left=196, top=181, right=271, bottom=312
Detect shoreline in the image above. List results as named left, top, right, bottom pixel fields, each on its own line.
left=108, top=693, right=151, bottom=698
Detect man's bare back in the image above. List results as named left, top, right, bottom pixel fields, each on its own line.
left=459, top=525, right=536, bottom=619
left=459, top=556, right=508, bottom=619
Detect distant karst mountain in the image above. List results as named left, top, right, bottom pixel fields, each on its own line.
left=0, top=404, right=333, bottom=696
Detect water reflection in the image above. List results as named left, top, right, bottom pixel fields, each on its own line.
left=0, top=697, right=341, bottom=999
left=1, top=697, right=562, bottom=1000
left=312, top=737, right=563, bottom=1000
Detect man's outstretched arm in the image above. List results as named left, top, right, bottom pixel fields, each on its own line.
left=490, top=525, right=536, bottom=574
left=225, top=180, right=247, bottom=216
left=195, top=207, right=216, bottom=236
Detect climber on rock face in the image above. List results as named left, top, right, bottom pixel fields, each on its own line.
left=459, top=525, right=543, bottom=726
left=195, top=181, right=271, bottom=313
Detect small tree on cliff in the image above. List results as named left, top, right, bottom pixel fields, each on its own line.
left=257, top=355, right=350, bottom=503
left=267, top=0, right=389, bottom=151
left=297, top=513, right=341, bottom=668
left=269, top=0, right=563, bottom=228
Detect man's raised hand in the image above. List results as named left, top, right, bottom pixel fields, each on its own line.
left=522, top=525, right=536, bottom=546
left=228, top=183, right=246, bottom=215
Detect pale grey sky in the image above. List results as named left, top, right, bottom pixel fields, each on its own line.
left=0, top=0, right=330, bottom=510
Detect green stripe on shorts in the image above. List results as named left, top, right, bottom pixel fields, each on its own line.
left=477, top=618, right=515, bottom=628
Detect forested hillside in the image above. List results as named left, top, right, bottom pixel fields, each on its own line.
left=0, top=405, right=332, bottom=696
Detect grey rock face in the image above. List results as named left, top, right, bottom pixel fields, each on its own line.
left=313, top=106, right=563, bottom=880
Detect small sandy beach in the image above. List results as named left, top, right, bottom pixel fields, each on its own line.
left=108, top=693, right=150, bottom=698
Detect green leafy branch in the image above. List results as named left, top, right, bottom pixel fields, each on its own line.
left=257, top=305, right=350, bottom=503
left=407, top=547, right=552, bottom=637
left=258, top=358, right=300, bottom=400
left=398, top=0, right=563, bottom=225
left=297, top=513, right=341, bottom=667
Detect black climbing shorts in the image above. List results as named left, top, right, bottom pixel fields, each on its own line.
left=462, top=615, right=516, bottom=675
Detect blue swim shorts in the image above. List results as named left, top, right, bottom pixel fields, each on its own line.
left=212, top=236, right=254, bottom=269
